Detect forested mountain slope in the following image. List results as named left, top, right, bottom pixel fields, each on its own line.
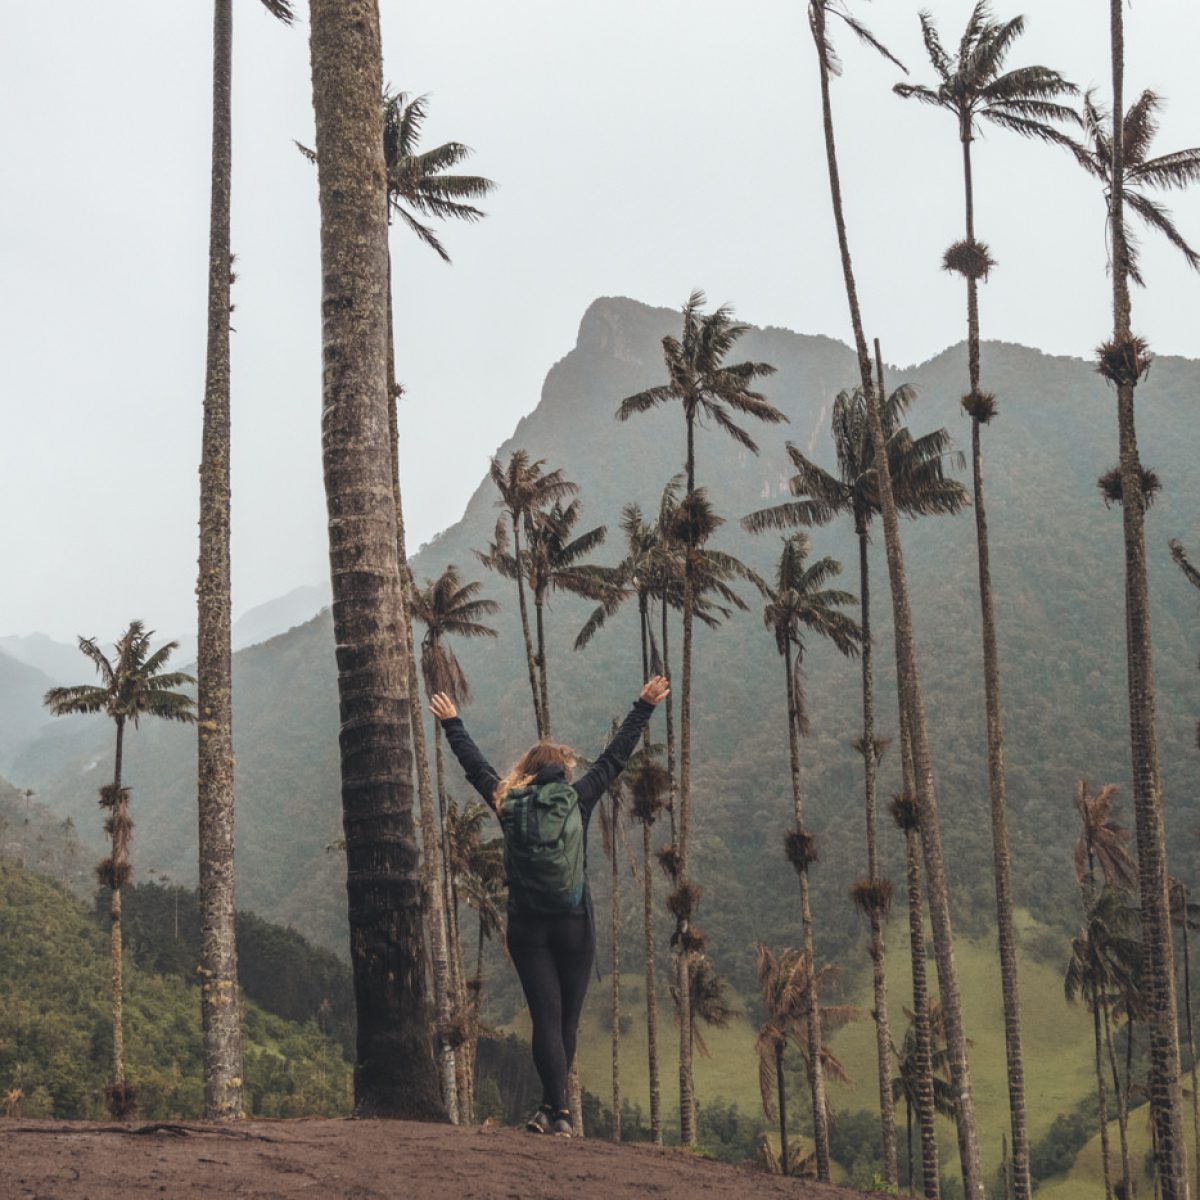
left=13, top=297, right=1200, bottom=989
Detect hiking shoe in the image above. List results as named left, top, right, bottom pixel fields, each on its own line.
left=525, top=1105, right=554, bottom=1134
left=550, top=1111, right=573, bottom=1137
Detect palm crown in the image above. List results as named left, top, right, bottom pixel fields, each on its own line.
left=382, top=90, right=496, bottom=263
left=410, top=565, right=499, bottom=704
left=44, top=621, right=196, bottom=728
left=764, top=533, right=861, bottom=662
left=1066, top=90, right=1200, bottom=286
left=894, top=4, right=1077, bottom=147
left=744, top=385, right=967, bottom=537
left=617, top=290, right=784, bottom=468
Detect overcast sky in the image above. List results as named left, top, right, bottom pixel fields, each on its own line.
left=1, top=1, right=1197, bottom=643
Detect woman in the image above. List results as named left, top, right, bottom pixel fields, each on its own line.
left=430, top=675, right=669, bottom=1136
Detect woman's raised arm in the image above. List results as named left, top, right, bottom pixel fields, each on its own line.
left=430, top=692, right=502, bottom=811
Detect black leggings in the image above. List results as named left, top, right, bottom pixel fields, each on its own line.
left=507, top=911, right=595, bottom=1112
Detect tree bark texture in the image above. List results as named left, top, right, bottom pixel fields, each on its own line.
left=777, top=1044, right=790, bottom=1176
left=859, top=529, right=899, bottom=1186
left=110, top=719, right=127, bottom=1094
left=1107, top=5, right=1189, bottom=1194
left=308, top=0, right=442, bottom=1119
left=810, top=16, right=984, bottom=1183
left=385, top=264, right=459, bottom=1122
left=642, top=817, right=662, bottom=1144
left=676, top=415, right=697, bottom=1146
left=784, top=640, right=829, bottom=1179
left=900, top=719, right=940, bottom=1200
left=197, top=0, right=244, bottom=1121
left=958, top=135, right=1032, bottom=1200
left=535, top=593, right=551, bottom=737
left=513, top=520, right=544, bottom=739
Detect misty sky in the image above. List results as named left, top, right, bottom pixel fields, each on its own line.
left=2, top=1, right=1197, bottom=644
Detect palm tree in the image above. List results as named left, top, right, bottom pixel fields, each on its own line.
left=1074, top=781, right=1138, bottom=894
left=628, top=752, right=669, bottom=1145
left=891, top=790, right=940, bottom=1199
left=575, top=501, right=665, bottom=689
left=1067, top=26, right=1200, bottom=1185
left=807, top=2, right=985, bottom=1188
left=411, top=564, right=498, bottom=1121
left=1066, top=886, right=1143, bottom=1200
left=44, top=622, right=196, bottom=1116
left=892, top=1001, right=958, bottom=1197
left=745, top=383, right=965, bottom=1185
left=763, top=533, right=860, bottom=1179
left=381, top=88, right=494, bottom=1124
left=895, top=19, right=1079, bottom=1187
left=483, top=452, right=577, bottom=737
left=307, top=0, right=442, bottom=1118
left=617, top=291, right=781, bottom=1144
left=524, top=501, right=612, bottom=736
left=197, top=0, right=293, bottom=1122
left=381, top=89, right=494, bottom=261
left=756, top=943, right=809, bottom=1177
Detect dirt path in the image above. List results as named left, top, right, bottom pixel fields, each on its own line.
left=0, top=1118, right=874, bottom=1199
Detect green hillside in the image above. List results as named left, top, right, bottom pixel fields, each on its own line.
left=0, top=859, right=352, bottom=1119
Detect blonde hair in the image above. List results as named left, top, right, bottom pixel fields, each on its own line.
left=494, top=741, right=575, bottom=809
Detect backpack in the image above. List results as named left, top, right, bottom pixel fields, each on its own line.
left=498, top=780, right=585, bottom=914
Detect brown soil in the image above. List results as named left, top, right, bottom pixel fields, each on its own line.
left=0, top=1118, right=874, bottom=1199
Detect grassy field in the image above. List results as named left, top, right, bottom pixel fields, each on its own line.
left=514, top=908, right=1110, bottom=1192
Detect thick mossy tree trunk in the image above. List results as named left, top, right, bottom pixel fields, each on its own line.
left=857, top=525, right=899, bottom=1186
left=1107, top=5, right=1189, bottom=1194
left=196, top=0, right=243, bottom=1122
left=384, top=275, right=459, bottom=1123
left=308, top=0, right=442, bottom=1119
left=956, top=131, right=1032, bottom=1200
left=783, top=639, right=829, bottom=1180
left=809, top=5, right=983, bottom=1184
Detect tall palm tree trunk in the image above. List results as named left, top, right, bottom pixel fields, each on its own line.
left=1182, top=915, right=1200, bottom=1199
left=783, top=639, right=829, bottom=1178
left=197, top=0, right=243, bottom=1122
left=1108, top=6, right=1189, bottom=1194
left=512, top=521, right=544, bottom=738
left=110, top=718, right=127, bottom=1098
left=899, top=648, right=940, bottom=1200
left=642, top=816, right=662, bottom=1144
left=811, top=16, right=983, bottom=1177
left=1094, top=995, right=1114, bottom=1200
left=957, top=136, right=1032, bottom=1199
left=535, top=592, right=551, bottom=737
left=384, top=268, right=458, bottom=1122
left=1104, top=997, right=1133, bottom=1200
left=611, top=794, right=622, bottom=1143
left=676, top=415, right=698, bottom=1146
left=776, top=1042, right=791, bottom=1175
left=307, top=0, right=442, bottom=1118
left=661, top=595, right=678, bottom=848
left=859, top=527, right=899, bottom=1186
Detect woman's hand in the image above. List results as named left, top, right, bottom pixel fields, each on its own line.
left=429, top=693, right=458, bottom=722
left=639, top=675, right=670, bottom=706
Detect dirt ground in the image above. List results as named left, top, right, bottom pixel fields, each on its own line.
left=0, top=1118, right=876, bottom=1200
